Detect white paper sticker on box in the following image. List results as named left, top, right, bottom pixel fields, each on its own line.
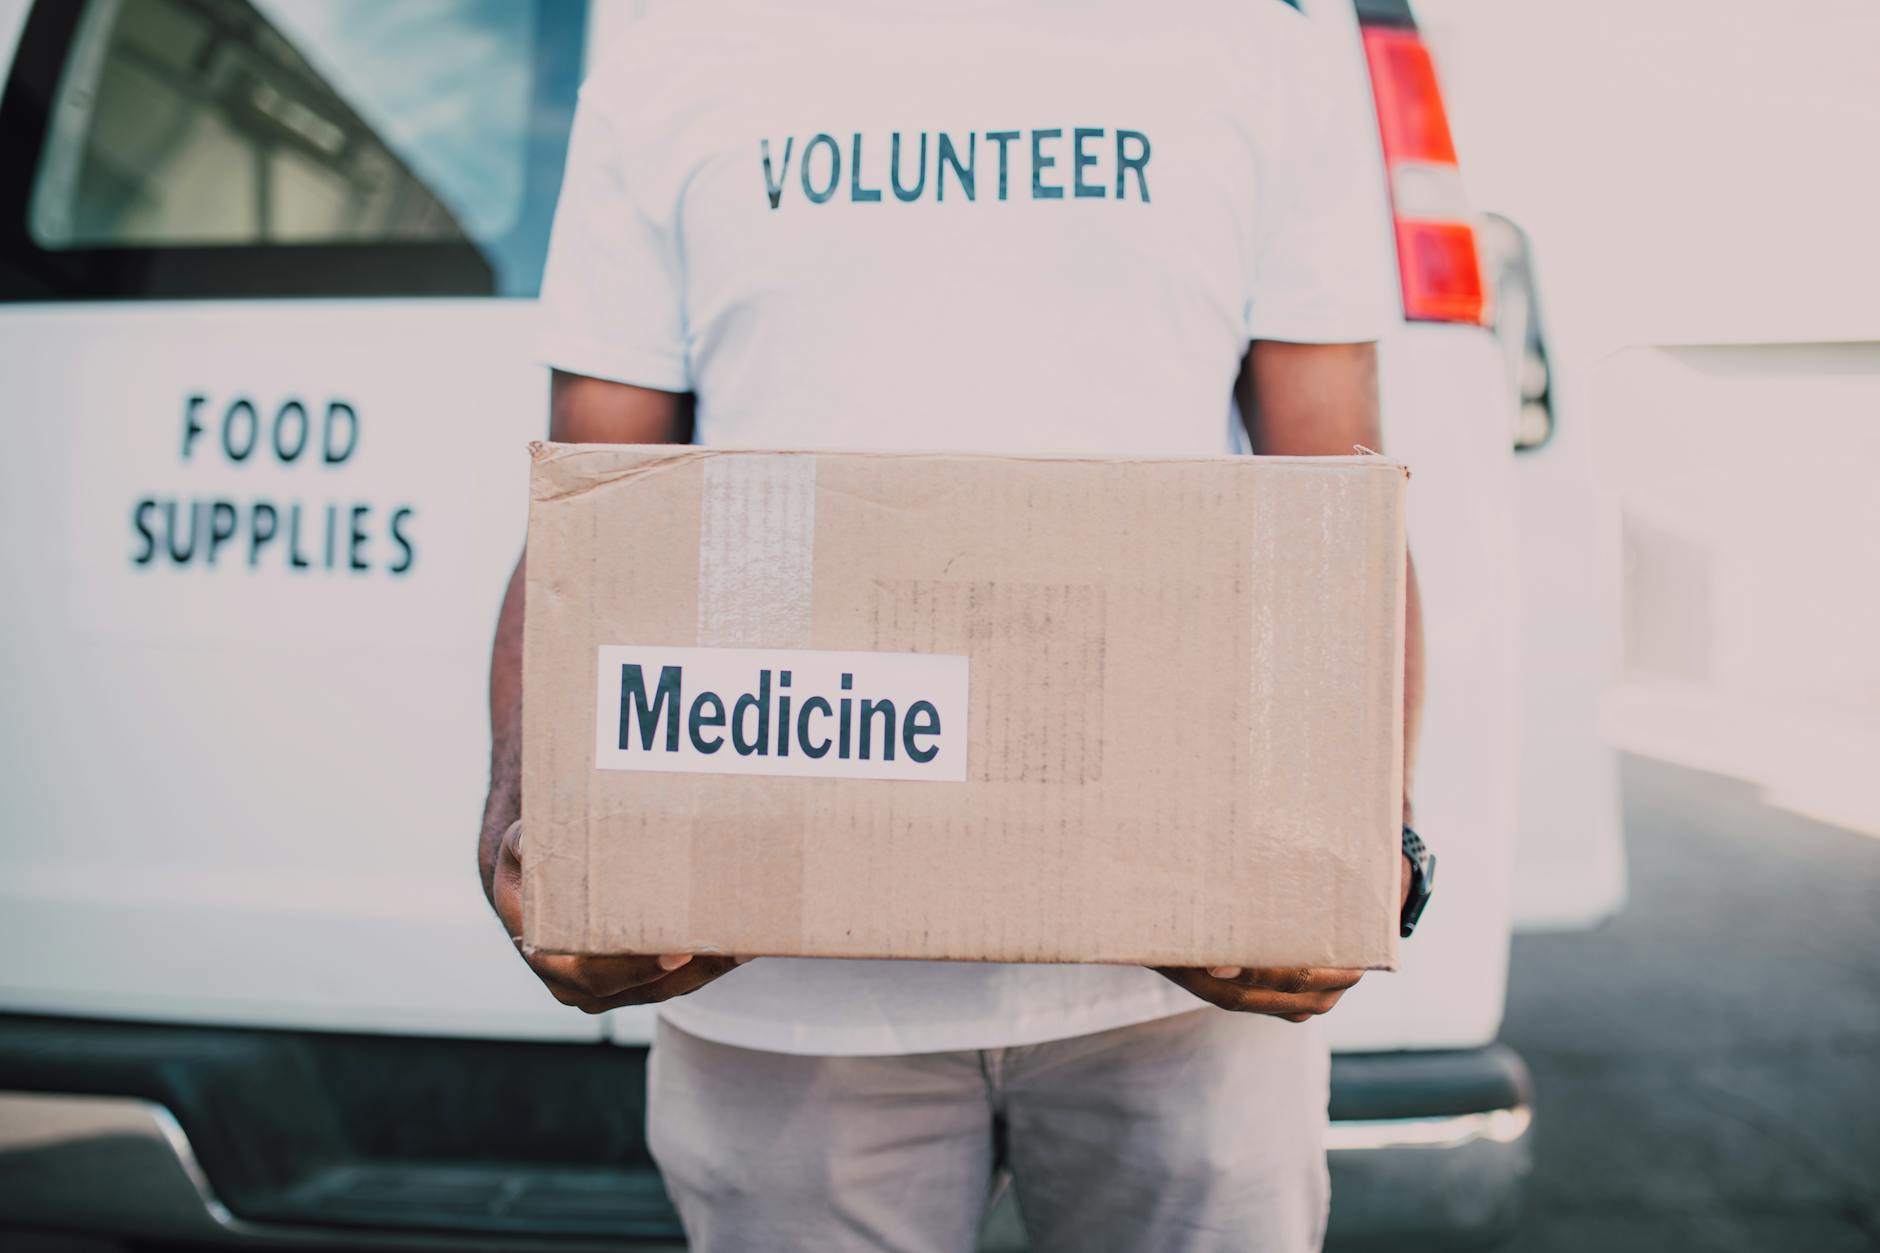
left=593, top=645, right=970, bottom=782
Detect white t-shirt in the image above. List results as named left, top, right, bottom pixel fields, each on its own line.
left=536, top=0, right=1394, bottom=1056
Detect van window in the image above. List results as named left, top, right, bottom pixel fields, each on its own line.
left=0, top=0, right=585, bottom=300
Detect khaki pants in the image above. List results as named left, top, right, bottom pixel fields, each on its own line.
left=647, top=1007, right=1331, bottom=1253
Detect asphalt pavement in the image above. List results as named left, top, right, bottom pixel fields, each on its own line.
left=1499, top=754, right=1880, bottom=1253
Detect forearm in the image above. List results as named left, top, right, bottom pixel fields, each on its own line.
left=479, top=554, right=527, bottom=905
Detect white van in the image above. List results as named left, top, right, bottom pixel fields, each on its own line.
left=0, top=0, right=1614, bottom=1247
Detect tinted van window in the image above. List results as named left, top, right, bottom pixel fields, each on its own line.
left=0, top=0, right=584, bottom=300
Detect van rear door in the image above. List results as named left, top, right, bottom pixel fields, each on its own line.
left=0, top=0, right=599, bottom=1040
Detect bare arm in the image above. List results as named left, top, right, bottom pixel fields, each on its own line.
left=479, top=373, right=737, bottom=1011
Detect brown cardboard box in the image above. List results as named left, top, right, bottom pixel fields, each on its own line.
left=522, top=442, right=1407, bottom=970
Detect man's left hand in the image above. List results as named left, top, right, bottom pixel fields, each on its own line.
left=1153, top=853, right=1415, bottom=1022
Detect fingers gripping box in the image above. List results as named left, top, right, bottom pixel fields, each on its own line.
left=521, top=443, right=1407, bottom=970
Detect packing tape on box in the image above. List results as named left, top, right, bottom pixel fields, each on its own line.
left=690, top=452, right=820, bottom=953
left=696, top=453, right=818, bottom=648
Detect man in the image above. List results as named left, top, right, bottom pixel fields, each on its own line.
left=480, top=2, right=1427, bottom=1249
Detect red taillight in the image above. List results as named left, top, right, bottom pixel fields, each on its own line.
left=1361, top=26, right=1487, bottom=325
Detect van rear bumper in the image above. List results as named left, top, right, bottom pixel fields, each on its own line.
left=1324, top=1046, right=1535, bottom=1252
left=0, top=1014, right=1530, bottom=1250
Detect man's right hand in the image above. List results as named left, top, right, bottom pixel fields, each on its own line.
left=489, top=820, right=742, bottom=1013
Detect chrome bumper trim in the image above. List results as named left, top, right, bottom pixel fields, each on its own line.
left=145, top=1101, right=239, bottom=1225
left=1326, top=1104, right=1533, bottom=1152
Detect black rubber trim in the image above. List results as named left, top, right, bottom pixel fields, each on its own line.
left=0, top=1012, right=680, bottom=1240
left=1329, top=1044, right=1532, bottom=1122
left=1353, top=0, right=1418, bottom=28
left=0, top=1013, right=1530, bottom=1236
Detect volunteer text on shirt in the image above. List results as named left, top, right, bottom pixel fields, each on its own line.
left=760, top=128, right=1152, bottom=209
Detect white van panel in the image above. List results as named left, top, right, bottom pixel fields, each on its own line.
left=0, top=298, right=603, bottom=1040
left=0, top=0, right=1524, bottom=1054
left=1509, top=409, right=1627, bottom=931
left=1292, top=0, right=1523, bottom=1049
left=1597, top=341, right=1880, bottom=837
left=1326, top=323, right=1523, bottom=1050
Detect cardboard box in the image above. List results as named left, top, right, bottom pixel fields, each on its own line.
left=522, top=442, right=1407, bottom=970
